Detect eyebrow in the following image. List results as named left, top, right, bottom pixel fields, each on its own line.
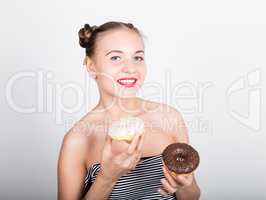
left=105, top=50, right=144, bottom=56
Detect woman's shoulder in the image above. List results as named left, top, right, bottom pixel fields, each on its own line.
left=67, top=112, right=106, bottom=140
left=141, top=99, right=181, bottom=119
left=60, top=122, right=92, bottom=166
left=61, top=111, right=105, bottom=161
left=59, top=131, right=97, bottom=175
left=140, top=100, right=188, bottom=141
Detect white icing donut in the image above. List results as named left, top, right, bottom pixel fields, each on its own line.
left=108, top=117, right=145, bottom=141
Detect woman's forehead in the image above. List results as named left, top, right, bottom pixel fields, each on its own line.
left=96, top=29, right=144, bottom=53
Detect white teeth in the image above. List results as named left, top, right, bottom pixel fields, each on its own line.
left=118, top=79, right=136, bottom=84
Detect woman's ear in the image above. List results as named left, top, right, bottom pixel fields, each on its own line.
left=83, top=56, right=97, bottom=79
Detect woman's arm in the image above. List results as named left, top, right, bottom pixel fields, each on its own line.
left=164, top=105, right=201, bottom=200
left=82, top=171, right=117, bottom=200
left=57, top=129, right=117, bottom=200
left=57, top=130, right=89, bottom=200
left=174, top=174, right=201, bottom=200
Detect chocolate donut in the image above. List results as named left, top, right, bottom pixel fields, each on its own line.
left=162, top=143, right=200, bottom=175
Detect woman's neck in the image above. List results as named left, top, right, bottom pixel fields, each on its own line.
left=95, top=96, right=144, bottom=121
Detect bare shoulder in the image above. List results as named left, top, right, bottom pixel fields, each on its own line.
left=59, top=111, right=103, bottom=161
left=141, top=99, right=179, bottom=115
left=60, top=125, right=90, bottom=159
left=58, top=109, right=106, bottom=173
left=57, top=113, right=101, bottom=199
left=161, top=103, right=189, bottom=143
left=141, top=99, right=181, bottom=119
left=142, top=100, right=189, bottom=143
left=58, top=117, right=95, bottom=173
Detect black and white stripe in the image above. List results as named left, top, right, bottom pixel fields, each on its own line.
left=82, top=154, right=177, bottom=200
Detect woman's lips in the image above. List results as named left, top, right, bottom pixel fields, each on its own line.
left=117, top=77, right=137, bottom=88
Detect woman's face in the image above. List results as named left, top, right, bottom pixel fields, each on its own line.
left=88, top=28, right=147, bottom=99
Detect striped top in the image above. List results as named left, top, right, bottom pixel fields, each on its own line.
left=82, top=154, right=177, bottom=200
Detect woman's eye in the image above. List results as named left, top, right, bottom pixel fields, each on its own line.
left=110, top=56, right=121, bottom=61
left=134, top=56, right=144, bottom=62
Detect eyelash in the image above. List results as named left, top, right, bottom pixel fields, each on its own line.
left=134, top=56, right=144, bottom=62
left=110, top=56, right=121, bottom=61
left=110, top=56, right=144, bottom=62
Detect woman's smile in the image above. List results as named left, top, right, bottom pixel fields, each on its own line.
left=117, top=77, right=138, bottom=88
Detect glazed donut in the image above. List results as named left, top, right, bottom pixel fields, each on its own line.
left=108, top=117, right=145, bottom=142
left=162, top=143, right=200, bottom=176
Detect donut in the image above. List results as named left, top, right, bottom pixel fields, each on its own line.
left=108, top=117, right=145, bottom=142
left=162, top=143, right=200, bottom=176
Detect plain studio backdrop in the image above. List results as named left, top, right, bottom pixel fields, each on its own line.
left=1, top=0, right=265, bottom=199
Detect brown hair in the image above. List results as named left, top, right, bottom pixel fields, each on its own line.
left=78, top=21, right=143, bottom=58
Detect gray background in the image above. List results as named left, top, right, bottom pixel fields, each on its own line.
left=1, top=0, right=265, bottom=199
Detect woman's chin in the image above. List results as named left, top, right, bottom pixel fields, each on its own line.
left=116, top=92, right=138, bottom=99
left=115, top=85, right=140, bottom=98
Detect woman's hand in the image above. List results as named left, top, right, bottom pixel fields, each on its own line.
left=158, top=165, right=193, bottom=197
left=99, top=132, right=144, bottom=182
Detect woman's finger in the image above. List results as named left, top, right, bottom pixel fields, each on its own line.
left=129, top=132, right=144, bottom=166
left=128, top=151, right=142, bottom=169
left=161, top=178, right=177, bottom=194
left=162, top=166, right=179, bottom=188
left=157, top=188, right=170, bottom=197
left=136, top=132, right=144, bottom=152
left=103, top=134, right=112, bottom=154
left=174, top=174, right=193, bottom=187
left=127, top=133, right=141, bottom=155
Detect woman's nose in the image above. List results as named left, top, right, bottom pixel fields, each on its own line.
left=122, top=60, right=136, bottom=73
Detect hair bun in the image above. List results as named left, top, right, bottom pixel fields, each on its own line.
left=78, top=24, right=96, bottom=48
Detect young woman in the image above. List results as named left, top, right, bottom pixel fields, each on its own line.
left=57, top=21, right=201, bottom=200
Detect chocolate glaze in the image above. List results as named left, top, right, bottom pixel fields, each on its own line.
left=162, top=143, right=200, bottom=174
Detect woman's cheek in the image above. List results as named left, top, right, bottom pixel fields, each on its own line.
left=139, top=67, right=147, bottom=84
left=95, top=70, right=116, bottom=91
